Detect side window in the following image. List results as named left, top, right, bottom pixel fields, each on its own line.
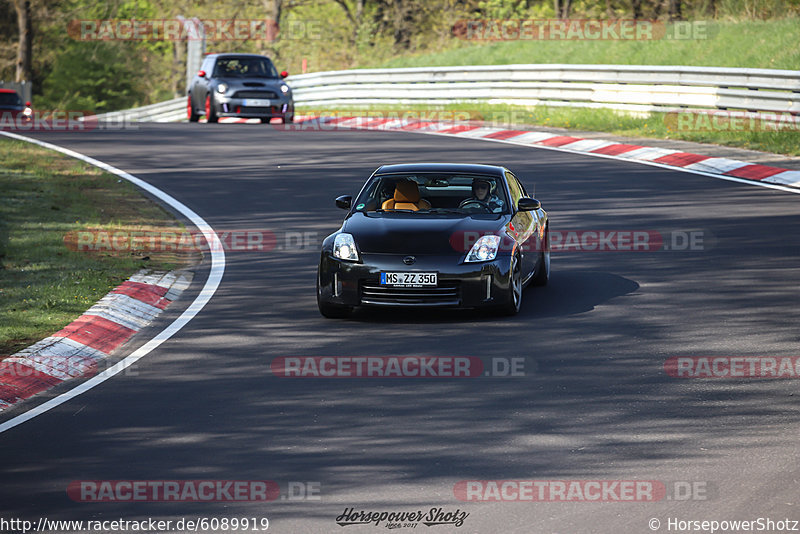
left=202, top=57, right=214, bottom=74
left=505, top=171, right=523, bottom=210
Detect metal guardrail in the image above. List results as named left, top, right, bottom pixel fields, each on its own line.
left=288, top=64, right=800, bottom=115
left=90, top=97, right=186, bottom=123
left=103, top=65, right=800, bottom=122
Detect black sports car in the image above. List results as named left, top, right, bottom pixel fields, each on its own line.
left=316, top=163, right=550, bottom=317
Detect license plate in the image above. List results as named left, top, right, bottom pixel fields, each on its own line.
left=380, top=272, right=437, bottom=287
left=243, top=99, right=271, bottom=107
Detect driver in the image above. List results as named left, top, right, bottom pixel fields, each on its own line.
left=465, top=178, right=505, bottom=213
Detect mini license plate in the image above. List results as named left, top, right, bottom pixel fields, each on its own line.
left=243, top=99, right=271, bottom=107
left=380, top=272, right=437, bottom=287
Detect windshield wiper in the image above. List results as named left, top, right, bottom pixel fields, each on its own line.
left=423, top=208, right=463, bottom=214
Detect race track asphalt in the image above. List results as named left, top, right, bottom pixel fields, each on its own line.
left=1, top=123, right=799, bottom=533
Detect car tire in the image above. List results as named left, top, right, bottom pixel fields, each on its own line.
left=316, top=276, right=352, bottom=319
left=187, top=95, right=200, bottom=122
left=205, top=94, right=218, bottom=123
left=498, top=254, right=522, bottom=316
left=281, top=115, right=293, bottom=124
left=531, top=226, right=550, bottom=287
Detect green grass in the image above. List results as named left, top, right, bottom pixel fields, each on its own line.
left=374, top=19, right=800, bottom=70
left=297, top=103, right=800, bottom=156
left=0, top=139, right=197, bottom=357
left=353, top=18, right=800, bottom=154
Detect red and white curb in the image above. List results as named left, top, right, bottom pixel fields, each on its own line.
left=304, top=115, right=800, bottom=191
left=0, top=270, right=192, bottom=411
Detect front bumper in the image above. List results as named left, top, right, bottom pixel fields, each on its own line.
left=213, top=95, right=294, bottom=119
left=318, top=252, right=514, bottom=309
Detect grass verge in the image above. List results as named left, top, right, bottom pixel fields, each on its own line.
left=375, top=18, right=800, bottom=71
left=0, top=138, right=199, bottom=357
left=298, top=104, right=800, bottom=157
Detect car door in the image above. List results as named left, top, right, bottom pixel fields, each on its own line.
left=505, top=171, right=537, bottom=279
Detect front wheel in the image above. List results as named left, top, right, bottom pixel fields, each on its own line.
left=497, top=254, right=522, bottom=316
left=187, top=95, right=199, bottom=122
left=531, top=227, right=550, bottom=287
left=205, top=94, right=218, bottom=123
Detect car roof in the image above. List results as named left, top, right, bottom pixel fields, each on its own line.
left=0, top=89, right=19, bottom=94
left=207, top=53, right=273, bottom=60
left=374, top=163, right=508, bottom=176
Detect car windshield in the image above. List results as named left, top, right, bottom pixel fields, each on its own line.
left=0, top=92, right=22, bottom=106
left=213, top=57, right=279, bottom=78
left=353, top=173, right=509, bottom=215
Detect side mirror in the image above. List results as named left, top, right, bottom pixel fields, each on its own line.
left=517, top=197, right=541, bottom=211
left=335, top=195, right=352, bottom=210
left=198, top=70, right=207, bottom=78
left=280, top=70, right=289, bottom=79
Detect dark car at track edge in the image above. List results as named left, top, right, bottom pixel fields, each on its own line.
left=317, top=163, right=550, bottom=318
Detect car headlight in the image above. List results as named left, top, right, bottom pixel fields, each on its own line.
left=280, top=84, right=290, bottom=94
left=333, top=233, right=359, bottom=262
left=465, top=235, right=501, bottom=262
left=216, top=83, right=227, bottom=94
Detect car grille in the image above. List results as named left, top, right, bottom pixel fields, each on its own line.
left=233, top=90, right=278, bottom=99
left=241, top=106, right=280, bottom=114
left=360, top=280, right=460, bottom=306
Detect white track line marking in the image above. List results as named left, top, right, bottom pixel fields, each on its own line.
left=0, top=131, right=226, bottom=434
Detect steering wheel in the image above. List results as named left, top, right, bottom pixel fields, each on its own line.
left=459, top=199, right=492, bottom=212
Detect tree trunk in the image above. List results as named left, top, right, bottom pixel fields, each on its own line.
left=393, top=0, right=413, bottom=50
left=668, top=0, right=683, bottom=20
left=631, top=0, right=643, bottom=19
left=13, top=0, right=32, bottom=84
left=171, top=40, right=185, bottom=98
left=554, top=0, right=572, bottom=19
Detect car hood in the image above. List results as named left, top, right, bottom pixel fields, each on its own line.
left=215, top=78, right=287, bottom=90
left=343, top=212, right=510, bottom=255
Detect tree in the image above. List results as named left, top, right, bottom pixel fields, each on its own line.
left=668, top=0, right=683, bottom=20
left=13, top=0, right=31, bottom=82
left=554, top=0, right=572, bottom=19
